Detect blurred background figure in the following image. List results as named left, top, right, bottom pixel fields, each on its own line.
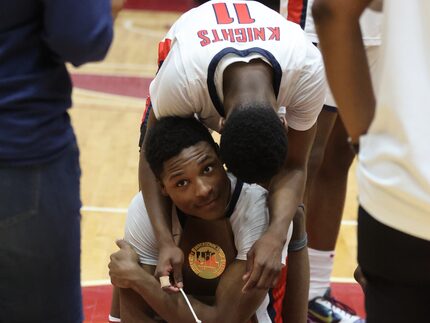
left=313, top=0, right=430, bottom=322
left=0, top=1, right=118, bottom=322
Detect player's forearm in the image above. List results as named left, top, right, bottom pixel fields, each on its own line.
left=138, top=151, right=175, bottom=246
left=132, top=274, right=227, bottom=323
left=132, top=263, right=265, bottom=323
left=267, top=167, right=306, bottom=241
left=110, top=286, right=121, bottom=319
left=313, top=0, right=376, bottom=143
left=130, top=270, right=199, bottom=323
left=283, top=207, right=309, bottom=323
left=120, top=288, right=158, bottom=323
left=283, top=246, right=309, bottom=323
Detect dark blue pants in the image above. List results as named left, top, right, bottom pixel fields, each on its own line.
left=0, top=142, right=82, bottom=323
left=358, top=206, right=430, bottom=323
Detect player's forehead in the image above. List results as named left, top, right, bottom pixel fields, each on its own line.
left=161, top=141, right=218, bottom=179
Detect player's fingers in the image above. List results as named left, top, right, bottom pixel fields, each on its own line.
left=242, top=261, right=262, bottom=293
left=162, top=285, right=180, bottom=293
left=245, top=248, right=255, bottom=272
left=271, top=272, right=281, bottom=288
left=155, top=269, right=169, bottom=279
left=115, top=239, right=130, bottom=249
left=243, top=248, right=255, bottom=281
left=159, top=276, right=179, bottom=293
left=254, top=266, right=274, bottom=290
left=172, top=264, right=184, bottom=288
left=155, top=264, right=172, bottom=279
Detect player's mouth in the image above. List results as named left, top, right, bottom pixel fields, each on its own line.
left=196, top=196, right=219, bottom=209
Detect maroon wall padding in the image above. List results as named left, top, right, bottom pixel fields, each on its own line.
left=124, top=0, right=195, bottom=12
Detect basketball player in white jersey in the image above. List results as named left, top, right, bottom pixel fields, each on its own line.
left=139, top=0, right=325, bottom=305
left=313, top=0, right=430, bottom=321
left=281, top=1, right=382, bottom=321
left=109, top=116, right=306, bottom=322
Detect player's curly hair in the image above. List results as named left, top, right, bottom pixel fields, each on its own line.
left=220, top=104, right=288, bottom=184
left=145, top=116, right=218, bottom=178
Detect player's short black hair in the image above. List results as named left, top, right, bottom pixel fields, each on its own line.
left=220, top=104, right=288, bottom=184
left=145, top=116, right=218, bottom=179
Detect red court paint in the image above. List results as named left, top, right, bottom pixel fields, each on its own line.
left=82, top=283, right=365, bottom=322
left=71, top=74, right=151, bottom=99
left=83, top=285, right=113, bottom=323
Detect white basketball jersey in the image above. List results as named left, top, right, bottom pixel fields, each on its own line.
left=149, top=0, right=325, bottom=132
left=358, top=0, right=430, bottom=241
left=281, top=0, right=383, bottom=46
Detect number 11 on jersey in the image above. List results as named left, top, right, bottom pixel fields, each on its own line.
left=212, top=2, right=255, bottom=24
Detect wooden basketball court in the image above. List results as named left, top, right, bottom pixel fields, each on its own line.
left=68, top=1, right=363, bottom=320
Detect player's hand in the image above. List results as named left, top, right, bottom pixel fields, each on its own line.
left=112, top=0, right=125, bottom=20
left=242, top=232, right=284, bottom=293
left=155, top=244, right=184, bottom=292
left=109, top=239, right=143, bottom=289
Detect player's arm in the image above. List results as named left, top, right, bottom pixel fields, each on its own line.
left=312, top=0, right=376, bottom=144
left=268, top=125, right=316, bottom=239
left=139, top=108, right=184, bottom=289
left=110, top=240, right=268, bottom=323
left=283, top=206, right=309, bottom=323
left=242, top=33, right=324, bottom=292
left=119, top=264, right=160, bottom=323
left=243, top=124, right=316, bottom=292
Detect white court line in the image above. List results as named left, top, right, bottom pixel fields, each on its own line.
left=330, top=277, right=358, bottom=284
left=81, top=205, right=358, bottom=226
left=123, top=19, right=166, bottom=38
left=341, top=220, right=358, bottom=226
left=82, top=279, right=111, bottom=287
left=81, top=277, right=358, bottom=286
left=81, top=206, right=128, bottom=214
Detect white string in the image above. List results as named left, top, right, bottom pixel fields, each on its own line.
left=179, top=288, right=202, bottom=323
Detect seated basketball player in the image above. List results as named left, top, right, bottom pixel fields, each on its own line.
left=109, top=117, right=307, bottom=322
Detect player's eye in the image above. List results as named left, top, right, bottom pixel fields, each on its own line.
left=203, top=165, right=214, bottom=174
left=176, top=179, right=189, bottom=187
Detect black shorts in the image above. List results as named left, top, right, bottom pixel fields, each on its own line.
left=358, top=206, right=430, bottom=323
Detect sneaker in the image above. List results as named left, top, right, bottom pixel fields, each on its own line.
left=308, top=288, right=365, bottom=323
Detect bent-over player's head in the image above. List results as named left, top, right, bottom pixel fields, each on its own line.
left=220, top=103, right=288, bottom=184
left=145, top=117, right=231, bottom=220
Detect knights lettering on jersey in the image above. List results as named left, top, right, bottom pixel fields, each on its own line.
left=196, top=2, right=280, bottom=47
left=197, top=27, right=280, bottom=47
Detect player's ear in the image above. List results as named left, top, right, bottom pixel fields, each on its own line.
left=277, top=106, right=288, bottom=132
left=279, top=115, right=288, bottom=132
left=218, top=117, right=226, bottom=133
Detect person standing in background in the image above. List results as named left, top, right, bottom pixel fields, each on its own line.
left=0, top=1, right=118, bottom=322
left=281, top=1, right=382, bottom=321
left=313, top=0, right=430, bottom=321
